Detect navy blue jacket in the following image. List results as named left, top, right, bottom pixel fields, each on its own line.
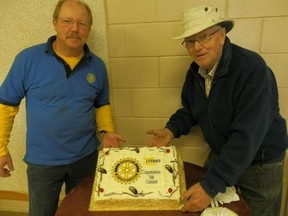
left=166, top=37, right=288, bottom=197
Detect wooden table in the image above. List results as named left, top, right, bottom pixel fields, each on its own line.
left=55, top=162, right=250, bottom=216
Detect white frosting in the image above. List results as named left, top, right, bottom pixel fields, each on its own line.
left=92, top=146, right=180, bottom=201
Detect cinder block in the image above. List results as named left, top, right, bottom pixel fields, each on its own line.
left=108, top=26, right=126, bottom=57
left=125, top=23, right=184, bottom=56
left=106, top=0, right=155, bottom=24
left=110, top=57, right=159, bottom=88
left=132, top=89, right=182, bottom=117
left=179, top=146, right=210, bottom=166
left=262, top=54, right=288, bottom=88
left=229, top=0, right=288, bottom=18
left=278, top=88, right=288, bottom=120
left=112, top=89, right=133, bottom=116
left=159, top=56, right=191, bottom=87
left=228, top=18, right=261, bottom=52
left=114, top=117, right=163, bottom=145
left=155, top=0, right=225, bottom=21
left=262, top=18, right=288, bottom=53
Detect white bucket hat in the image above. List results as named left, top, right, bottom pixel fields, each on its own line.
left=173, top=6, right=234, bottom=40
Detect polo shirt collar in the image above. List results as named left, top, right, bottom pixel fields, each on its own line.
left=44, top=35, right=92, bottom=59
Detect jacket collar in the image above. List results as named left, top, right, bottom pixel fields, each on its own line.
left=217, top=37, right=232, bottom=77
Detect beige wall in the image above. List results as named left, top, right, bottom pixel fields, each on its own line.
left=0, top=0, right=287, bottom=215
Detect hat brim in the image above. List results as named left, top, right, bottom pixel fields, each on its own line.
left=173, top=20, right=234, bottom=40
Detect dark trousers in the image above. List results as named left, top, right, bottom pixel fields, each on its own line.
left=26, top=150, right=98, bottom=216
left=205, top=151, right=284, bottom=216
left=237, top=160, right=284, bottom=216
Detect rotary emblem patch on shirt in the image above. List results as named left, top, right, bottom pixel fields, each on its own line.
left=87, top=73, right=96, bottom=83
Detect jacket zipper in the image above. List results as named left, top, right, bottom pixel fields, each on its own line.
left=194, top=72, right=219, bottom=152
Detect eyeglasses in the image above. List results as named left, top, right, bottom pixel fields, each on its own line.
left=181, top=28, right=222, bottom=48
left=57, top=17, right=89, bottom=29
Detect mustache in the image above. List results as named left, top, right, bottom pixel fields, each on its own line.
left=67, top=34, right=81, bottom=40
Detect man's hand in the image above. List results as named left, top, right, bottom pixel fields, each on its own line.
left=181, top=182, right=212, bottom=213
left=0, top=153, right=14, bottom=177
left=102, top=132, right=126, bottom=148
left=146, top=128, right=174, bottom=147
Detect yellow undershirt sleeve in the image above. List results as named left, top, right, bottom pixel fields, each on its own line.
left=0, top=104, right=19, bottom=156
left=95, top=104, right=115, bottom=133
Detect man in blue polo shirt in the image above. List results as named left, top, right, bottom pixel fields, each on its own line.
left=0, top=1, right=125, bottom=216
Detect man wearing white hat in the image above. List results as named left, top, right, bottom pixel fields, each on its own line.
left=147, top=6, right=287, bottom=215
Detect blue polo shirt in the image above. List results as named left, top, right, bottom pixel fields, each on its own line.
left=0, top=36, right=109, bottom=165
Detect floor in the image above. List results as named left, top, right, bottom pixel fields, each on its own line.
left=0, top=212, right=28, bottom=216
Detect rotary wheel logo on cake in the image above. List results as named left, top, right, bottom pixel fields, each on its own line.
left=112, top=157, right=142, bottom=184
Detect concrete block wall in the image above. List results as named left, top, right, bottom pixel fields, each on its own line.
left=105, top=0, right=288, bottom=215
